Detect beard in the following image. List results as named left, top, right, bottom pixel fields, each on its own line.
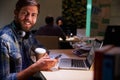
left=14, top=17, right=34, bottom=32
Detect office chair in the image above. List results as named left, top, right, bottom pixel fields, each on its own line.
left=35, top=35, right=60, bottom=49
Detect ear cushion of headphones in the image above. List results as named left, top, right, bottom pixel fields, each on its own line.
left=18, top=31, right=26, bottom=38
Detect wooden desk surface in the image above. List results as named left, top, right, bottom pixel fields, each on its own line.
left=41, top=49, right=93, bottom=80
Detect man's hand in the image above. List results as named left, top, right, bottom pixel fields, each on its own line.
left=35, top=54, right=58, bottom=71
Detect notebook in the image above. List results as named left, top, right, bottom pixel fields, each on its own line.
left=58, top=39, right=103, bottom=70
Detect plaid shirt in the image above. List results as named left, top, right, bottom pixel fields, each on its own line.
left=0, top=22, right=45, bottom=80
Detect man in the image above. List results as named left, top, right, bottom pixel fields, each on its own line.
left=35, top=16, right=66, bottom=41
left=0, top=0, right=57, bottom=80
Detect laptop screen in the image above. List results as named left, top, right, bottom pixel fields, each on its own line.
left=86, top=39, right=103, bottom=67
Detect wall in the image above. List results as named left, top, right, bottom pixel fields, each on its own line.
left=0, top=0, right=120, bottom=36
left=0, top=0, right=17, bottom=28
left=0, top=0, right=62, bottom=30
left=90, top=0, right=120, bottom=37
left=36, top=0, right=62, bottom=29
left=90, top=0, right=111, bottom=37
left=110, top=0, right=120, bottom=25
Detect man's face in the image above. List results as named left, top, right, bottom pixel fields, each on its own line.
left=15, top=6, right=38, bottom=31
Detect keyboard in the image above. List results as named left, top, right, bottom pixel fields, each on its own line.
left=71, top=59, right=85, bottom=67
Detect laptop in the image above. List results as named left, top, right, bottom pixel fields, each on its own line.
left=58, top=39, right=103, bottom=70
left=103, top=25, right=120, bottom=46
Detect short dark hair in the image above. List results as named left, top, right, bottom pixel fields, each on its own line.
left=56, top=16, right=65, bottom=25
left=45, top=16, right=54, bottom=24
left=15, top=0, right=40, bottom=13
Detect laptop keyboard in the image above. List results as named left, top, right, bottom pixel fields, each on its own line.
left=71, top=59, right=85, bottom=67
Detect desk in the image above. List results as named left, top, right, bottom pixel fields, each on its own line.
left=41, top=49, right=93, bottom=80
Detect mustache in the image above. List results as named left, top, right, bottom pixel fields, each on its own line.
left=24, top=20, right=32, bottom=24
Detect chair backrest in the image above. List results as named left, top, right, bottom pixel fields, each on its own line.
left=35, top=36, right=59, bottom=49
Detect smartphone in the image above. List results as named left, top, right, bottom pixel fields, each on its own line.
left=54, top=54, right=62, bottom=59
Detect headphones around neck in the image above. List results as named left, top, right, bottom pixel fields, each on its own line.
left=12, top=22, right=31, bottom=39
left=18, top=31, right=26, bottom=38
left=18, top=30, right=30, bottom=39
